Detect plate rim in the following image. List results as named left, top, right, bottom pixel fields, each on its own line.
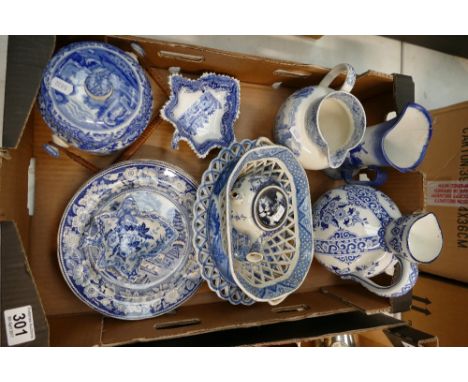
left=57, top=159, right=201, bottom=320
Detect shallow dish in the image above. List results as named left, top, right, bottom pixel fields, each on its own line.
left=161, top=73, right=240, bottom=158
left=58, top=160, right=201, bottom=320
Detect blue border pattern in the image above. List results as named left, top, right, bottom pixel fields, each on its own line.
left=192, top=140, right=260, bottom=305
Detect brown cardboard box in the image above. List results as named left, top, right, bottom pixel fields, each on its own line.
left=0, top=35, right=433, bottom=346
left=418, top=103, right=468, bottom=283
left=404, top=275, right=468, bottom=346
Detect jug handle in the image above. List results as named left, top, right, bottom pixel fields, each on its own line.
left=345, top=256, right=418, bottom=298
left=342, top=165, right=388, bottom=187
left=319, top=63, right=356, bottom=93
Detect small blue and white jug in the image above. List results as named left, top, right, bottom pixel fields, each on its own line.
left=313, top=184, right=443, bottom=298
left=275, top=63, right=366, bottom=170
left=337, top=103, right=433, bottom=186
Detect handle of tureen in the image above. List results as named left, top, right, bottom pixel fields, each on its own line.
left=346, top=256, right=419, bottom=298
left=319, top=63, right=356, bottom=93
left=42, top=135, right=71, bottom=158
left=255, top=137, right=274, bottom=147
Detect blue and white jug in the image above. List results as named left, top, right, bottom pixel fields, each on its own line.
left=338, top=103, right=433, bottom=185
left=313, top=185, right=443, bottom=298
left=274, top=63, right=366, bottom=170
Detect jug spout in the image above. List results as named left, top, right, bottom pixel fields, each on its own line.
left=348, top=103, right=432, bottom=172
left=385, top=212, right=443, bottom=264
left=306, top=91, right=366, bottom=169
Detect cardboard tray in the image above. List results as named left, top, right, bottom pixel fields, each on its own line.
left=1, top=35, right=431, bottom=346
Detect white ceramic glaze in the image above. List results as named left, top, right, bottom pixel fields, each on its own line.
left=192, top=139, right=261, bottom=306
left=275, top=63, right=366, bottom=170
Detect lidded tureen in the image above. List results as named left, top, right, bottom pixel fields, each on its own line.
left=38, top=41, right=154, bottom=155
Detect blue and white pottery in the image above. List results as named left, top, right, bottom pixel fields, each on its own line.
left=385, top=213, right=443, bottom=264
left=274, top=63, right=366, bottom=170
left=192, top=139, right=261, bottom=305
left=39, top=41, right=154, bottom=155
left=230, top=176, right=289, bottom=243
left=161, top=73, right=240, bottom=158
left=342, top=103, right=433, bottom=183
left=58, top=160, right=201, bottom=320
left=313, top=184, right=443, bottom=298
left=225, top=143, right=314, bottom=305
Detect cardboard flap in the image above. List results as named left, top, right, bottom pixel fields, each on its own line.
left=100, top=287, right=392, bottom=346
left=2, top=36, right=55, bottom=149
left=106, top=35, right=330, bottom=88
left=404, top=275, right=468, bottom=346
left=420, top=101, right=468, bottom=180
left=392, top=73, right=415, bottom=113
left=101, top=291, right=355, bottom=346
left=117, top=311, right=405, bottom=347
left=0, top=221, right=48, bottom=346
left=320, top=285, right=393, bottom=314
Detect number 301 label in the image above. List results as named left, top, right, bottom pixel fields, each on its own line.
left=3, top=305, right=35, bottom=346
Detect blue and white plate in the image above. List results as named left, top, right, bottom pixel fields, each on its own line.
left=161, top=73, right=240, bottom=158
left=39, top=41, right=153, bottom=155
left=58, top=160, right=201, bottom=320
left=192, top=140, right=259, bottom=305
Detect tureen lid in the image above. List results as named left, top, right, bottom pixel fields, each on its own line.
left=38, top=41, right=153, bottom=154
